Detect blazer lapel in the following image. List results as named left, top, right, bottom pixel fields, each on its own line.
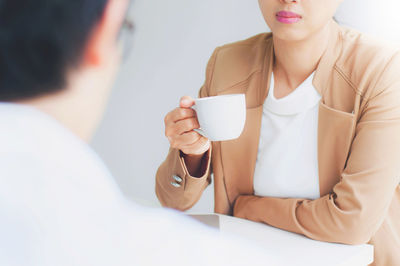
left=220, top=37, right=274, bottom=205
left=313, top=21, right=356, bottom=196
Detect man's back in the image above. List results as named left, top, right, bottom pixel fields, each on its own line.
left=0, top=103, right=277, bottom=266
left=0, top=1, right=280, bottom=264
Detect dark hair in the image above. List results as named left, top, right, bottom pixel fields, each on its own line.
left=0, top=0, right=108, bottom=101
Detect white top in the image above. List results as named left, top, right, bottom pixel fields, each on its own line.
left=0, top=103, right=277, bottom=266
left=253, top=72, right=321, bottom=200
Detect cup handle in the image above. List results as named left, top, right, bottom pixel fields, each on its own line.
left=190, top=104, right=208, bottom=138
left=193, top=128, right=207, bottom=138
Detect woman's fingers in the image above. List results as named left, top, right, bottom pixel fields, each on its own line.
left=179, top=96, right=195, bottom=108
left=165, top=117, right=200, bottom=141
left=180, top=136, right=211, bottom=156
left=168, top=130, right=201, bottom=150
left=174, top=117, right=200, bottom=135
left=165, top=107, right=196, bottom=124
left=164, top=96, right=210, bottom=155
left=175, top=131, right=202, bottom=147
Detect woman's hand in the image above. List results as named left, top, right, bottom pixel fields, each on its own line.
left=164, top=96, right=210, bottom=156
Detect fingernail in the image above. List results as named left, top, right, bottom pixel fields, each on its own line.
left=181, top=99, right=190, bottom=106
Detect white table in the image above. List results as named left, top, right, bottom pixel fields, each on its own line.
left=190, top=214, right=374, bottom=266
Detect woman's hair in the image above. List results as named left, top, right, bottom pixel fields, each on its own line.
left=0, top=0, right=108, bottom=101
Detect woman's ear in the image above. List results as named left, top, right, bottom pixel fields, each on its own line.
left=83, top=0, right=129, bottom=67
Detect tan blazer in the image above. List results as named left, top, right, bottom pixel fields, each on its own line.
left=156, top=21, right=400, bottom=266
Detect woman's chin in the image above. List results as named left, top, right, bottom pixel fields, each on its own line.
left=272, top=29, right=308, bottom=42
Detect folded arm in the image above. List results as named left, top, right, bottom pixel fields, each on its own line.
left=234, top=52, right=400, bottom=245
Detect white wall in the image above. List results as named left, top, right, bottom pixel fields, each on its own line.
left=91, top=0, right=268, bottom=212
left=335, top=0, right=400, bottom=45
left=92, top=0, right=400, bottom=213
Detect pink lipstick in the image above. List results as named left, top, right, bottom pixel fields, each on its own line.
left=276, top=11, right=302, bottom=24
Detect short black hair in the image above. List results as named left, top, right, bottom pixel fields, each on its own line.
left=0, top=0, right=108, bottom=101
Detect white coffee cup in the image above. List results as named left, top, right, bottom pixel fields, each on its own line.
left=191, top=94, right=246, bottom=141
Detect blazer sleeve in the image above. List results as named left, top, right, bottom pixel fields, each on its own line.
left=233, top=52, right=400, bottom=245
left=155, top=49, right=219, bottom=211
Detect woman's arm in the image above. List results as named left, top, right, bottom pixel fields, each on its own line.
left=155, top=49, right=219, bottom=210
left=155, top=145, right=212, bottom=210
left=233, top=52, right=400, bottom=245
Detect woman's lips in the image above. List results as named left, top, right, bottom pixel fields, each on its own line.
left=276, top=11, right=302, bottom=24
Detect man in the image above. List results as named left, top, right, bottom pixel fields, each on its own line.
left=0, top=1, right=276, bottom=265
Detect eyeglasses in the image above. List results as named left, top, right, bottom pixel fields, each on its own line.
left=118, top=3, right=135, bottom=62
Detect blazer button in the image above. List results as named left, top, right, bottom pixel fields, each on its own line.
left=173, top=175, right=183, bottom=183
left=170, top=182, right=181, bottom=188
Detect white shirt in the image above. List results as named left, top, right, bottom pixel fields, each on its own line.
left=0, top=103, right=276, bottom=266
left=253, top=72, right=321, bottom=200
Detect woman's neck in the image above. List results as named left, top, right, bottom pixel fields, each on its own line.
left=272, top=21, right=332, bottom=92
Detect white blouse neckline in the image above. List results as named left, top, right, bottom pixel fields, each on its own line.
left=264, top=72, right=320, bottom=115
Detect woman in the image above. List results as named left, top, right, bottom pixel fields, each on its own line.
left=156, top=1, right=400, bottom=265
